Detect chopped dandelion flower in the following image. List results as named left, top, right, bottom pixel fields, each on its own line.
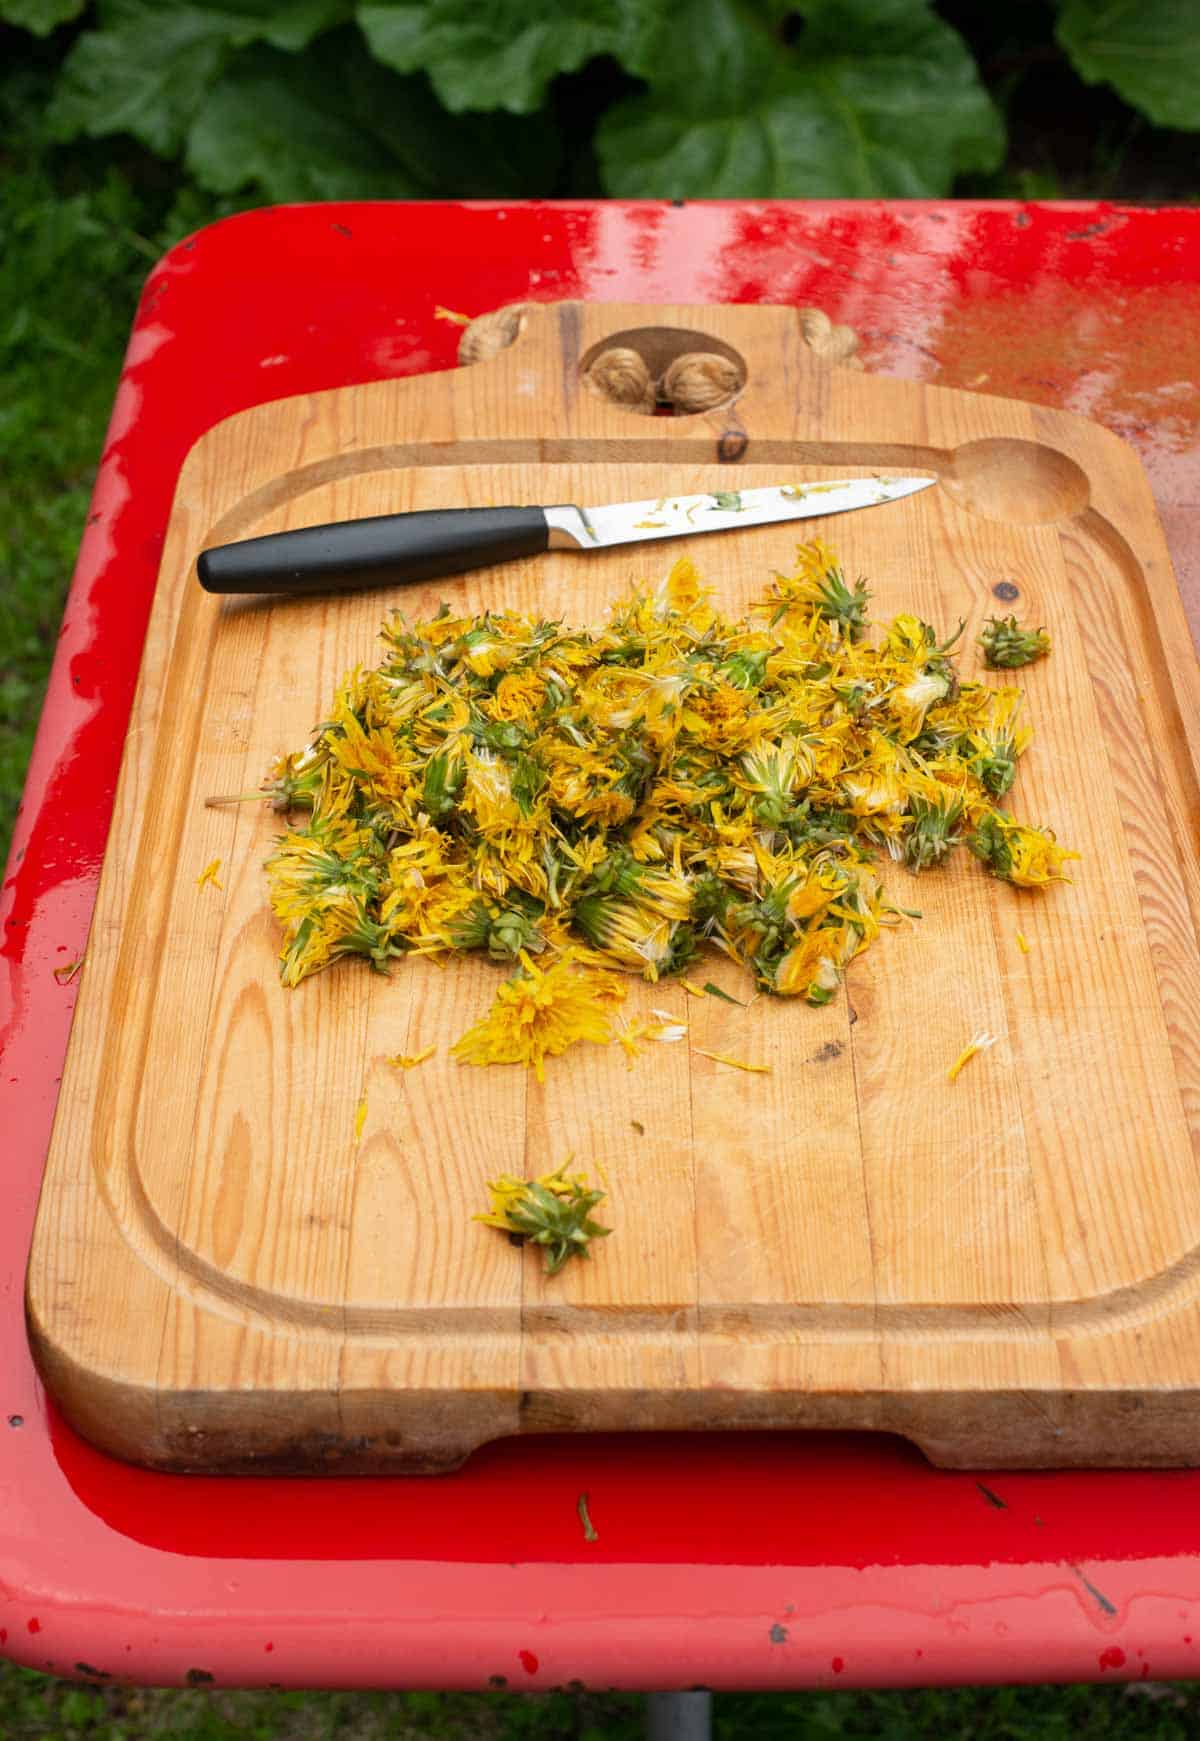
left=243, top=539, right=1074, bottom=1021
left=970, top=812, right=1079, bottom=888
left=475, top=1160, right=610, bottom=1275
left=452, top=952, right=624, bottom=1082
left=759, top=537, right=870, bottom=641
left=979, top=616, right=1051, bottom=669
left=902, top=794, right=964, bottom=873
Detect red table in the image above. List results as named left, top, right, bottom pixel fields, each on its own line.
left=4, top=200, right=1200, bottom=1693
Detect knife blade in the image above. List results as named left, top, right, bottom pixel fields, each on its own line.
left=196, top=474, right=936, bottom=597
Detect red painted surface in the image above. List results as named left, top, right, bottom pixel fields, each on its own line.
left=4, top=200, right=1200, bottom=1690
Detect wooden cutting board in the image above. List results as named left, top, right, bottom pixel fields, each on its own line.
left=27, top=301, right=1200, bottom=1473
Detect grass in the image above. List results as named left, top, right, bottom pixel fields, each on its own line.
left=3, top=29, right=1200, bottom=1741
left=2, top=1661, right=1200, bottom=1739
left=0, top=50, right=245, bottom=869
left=0, top=149, right=144, bottom=866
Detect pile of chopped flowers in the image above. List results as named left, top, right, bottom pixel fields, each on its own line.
left=257, top=540, right=1076, bottom=1024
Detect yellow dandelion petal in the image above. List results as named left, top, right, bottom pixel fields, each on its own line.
left=946, top=1042, right=979, bottom=1083
left=947, top=1031, right=997, bottom=1084
left=616, top=1012, right=688, bottom=1063
left=197, top=857, right=223, bottom=891
left=695, top=1048, right=772, bottom=1075
left=354, top=1095, right=369, bottom=1141
left=434, top=304, right=471, bottom=325
left=389, top=1043, right=437, bottom=1069
left=1015, top=931, right=1031, bottom=955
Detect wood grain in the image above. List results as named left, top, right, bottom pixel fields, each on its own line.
left=26, top=301, right=1200, bottom=1472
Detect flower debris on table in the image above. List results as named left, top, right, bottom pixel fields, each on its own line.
left=577, top=1492, right=599, bottom=1543
left=249, top=539, right=1075, bottom=1041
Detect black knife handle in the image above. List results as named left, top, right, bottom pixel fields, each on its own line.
left=197, top=507, right=551, bottom=596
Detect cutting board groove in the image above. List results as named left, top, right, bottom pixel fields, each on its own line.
left=27, top=302, right=1200, bottom=1472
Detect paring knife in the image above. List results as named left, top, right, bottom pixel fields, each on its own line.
left=196, top=475, right=937, bottom=596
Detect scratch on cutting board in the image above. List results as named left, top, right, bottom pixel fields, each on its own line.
left=839, top=1151, right=1035, bottom=1306
left=1018, top=1390, right=1064, bottom=1435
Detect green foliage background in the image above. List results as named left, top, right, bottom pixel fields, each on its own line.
left=5, top=0, right=1200, bottom=204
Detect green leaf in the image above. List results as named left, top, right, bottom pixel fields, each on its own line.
left=187, top=38, right=561, bottom=198
left=187, top=46, right=411, bottom=196
left=47, top=0, right=351, bottom=153
left=702, top=981, right=746, bottom=1005
left=0, top=0, right=86, bottom=32
left=358, top=0, right=665, bottom=114
left=597, top=0, right=1005, bottom=198
left=1057, top=0, right=1200, bottom=130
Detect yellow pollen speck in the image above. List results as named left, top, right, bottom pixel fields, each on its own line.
left=389, top=1043, right=436, bottom=1069
left=1015, top=931, right=1030, bottom=954
left=695, top=1048, right=772, bottom=1075
left=197, top=858, right=223, bottom=891
left=354, top=1096, right=368, bottom=1141
left=947, top=1031, right=997, bottom=1083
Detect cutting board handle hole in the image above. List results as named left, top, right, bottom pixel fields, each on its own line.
left=942, top=437, right=1090, bottom=525
left=579, top=326, right=747, bottom=418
